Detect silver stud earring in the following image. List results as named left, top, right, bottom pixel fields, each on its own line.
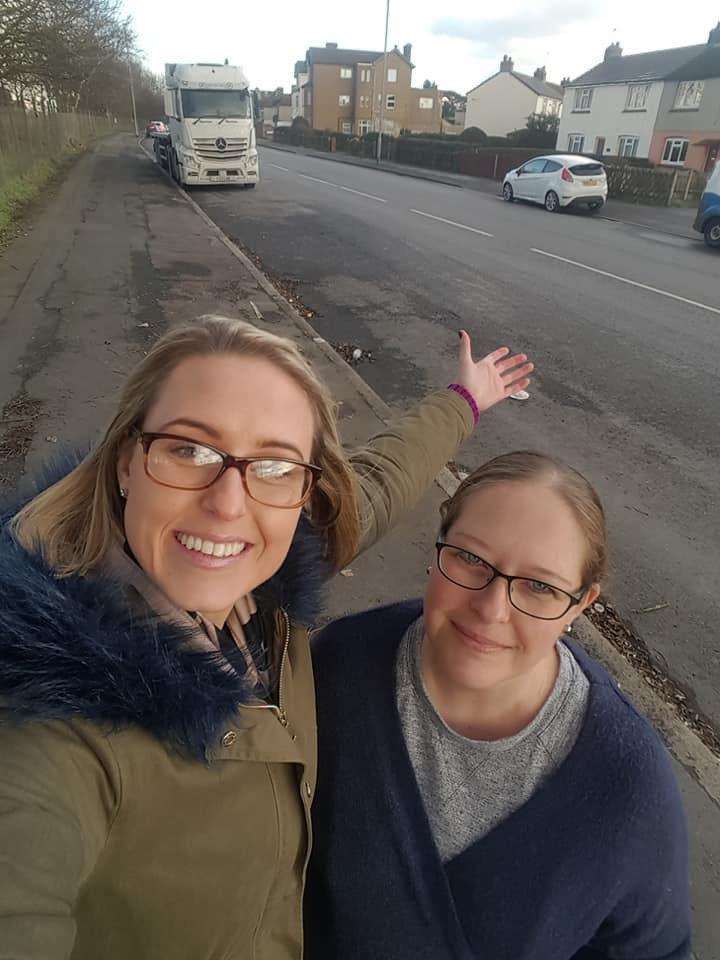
left=119, top=486, right=128, bottom=499
left=565, top=623, right=573, bottom=634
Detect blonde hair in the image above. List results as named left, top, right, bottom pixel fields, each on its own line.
left=12, top=315, right=361, bottom=575
left=440, top=451, right=608, bottom=586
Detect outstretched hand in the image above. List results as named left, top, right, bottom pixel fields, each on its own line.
left=454, top=330, right=533, bottom=414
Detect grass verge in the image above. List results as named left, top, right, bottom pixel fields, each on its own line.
left=0, top=150, right=81, bottom=246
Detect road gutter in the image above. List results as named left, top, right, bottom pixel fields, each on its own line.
left=138, top=139, right=720, bottom=807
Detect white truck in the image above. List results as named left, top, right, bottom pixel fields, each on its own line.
left=154, top=62, right=259, bottom=188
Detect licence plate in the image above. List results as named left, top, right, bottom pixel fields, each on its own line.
left=584, top=179, right=599, bottom=186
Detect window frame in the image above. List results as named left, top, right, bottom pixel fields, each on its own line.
left=573, top=87, right=593, bottom=111
left=359, top=67, right=371, bottom=83
left=617, top=135, right=639, bottom=158
left=358, top=119, right=371, bottom=135
left=341, top=121, right=352, bottom=134
left=386, top=93, right=396, bottom=110
left=567, top=133, right=585, bottom=153
left=418, top=97, right=434, bottom=110
left=387, top=68, right=397, bottom=83
left=338, top=94, right=351, bottom=107
left=673, top=80, right=704, bottom=110
left=625, top=83, right=650, bottom=111
left=339, top=67, right=352, bottom=80
left=662, top=137, right=689, bottom=165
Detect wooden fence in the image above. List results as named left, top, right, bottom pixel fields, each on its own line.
left=0, top=108, right=115, bottom=189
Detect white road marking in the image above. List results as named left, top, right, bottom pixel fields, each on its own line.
left=410, top=209, right=494, bottom=238
left=298, top=173, right=386, bottom=202
left=339, top=185, right=386, bottom=202
left=532, top=248, right=720, bottom=316
left=269, top=163, right=290, bottom=171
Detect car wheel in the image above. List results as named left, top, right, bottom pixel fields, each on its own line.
left=502, top=183, right=514, bottom=202
left=704, top=217, right=720, bottom=249
left=170, top=150, right=180, bottom=184
left=545, top=191, right=560, bottom=213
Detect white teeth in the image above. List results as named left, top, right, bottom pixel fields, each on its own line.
left=177, top=533, right=246, bottom=557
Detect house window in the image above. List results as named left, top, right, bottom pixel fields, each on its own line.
left=341, top=121, right=352, bottom=134
left=340, top=67, right=352, bottom=79
left=618, top=135, right=639, bottom=157
left=358, top=119, right=371, bottom=134
left=338, top=95, right=351, bottom=106
left=662, top=138, right=689, bottom=164
left=573, top=87, right=593, bottom=111
left=360, top=68, right=371, bottom=83
left=568, top=134, right=585, bottom=153
left=674, top=80, right=704, bottom=109
left=387, top=68, right=397, bottom=82
left=359, top=95, right=368, bottom=108
left=419, top=97, right=433, bottom=109
left=625, top=84, right=650, bottom=110
left=386, top=94, right=396, bottom=110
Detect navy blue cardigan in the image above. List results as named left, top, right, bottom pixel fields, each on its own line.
left=306, top=600, right=691, bottom=960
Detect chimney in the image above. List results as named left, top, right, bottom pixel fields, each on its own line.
left=561, top=76, right=570, bottom=87
left=604, top=41, right=623, bottom=62
left=325, top=42, right=338, bottom=49
left=533, top=66, right=547, bottom=81
left=709, top=22, right=720, bottom=46
left=403, top=43, right=412, bottom=61
left=500, top=55, right=514, bottom=73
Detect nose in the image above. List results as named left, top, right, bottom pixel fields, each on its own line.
left=468, top=575, right=512, bottom=623
left=201, top=466, right=249, bottom=520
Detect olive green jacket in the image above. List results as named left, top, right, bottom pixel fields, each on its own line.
left=0, top=390, right=473, bottom=960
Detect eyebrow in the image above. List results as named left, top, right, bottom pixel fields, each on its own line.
left=450, top=531, right=577, bottom=591
left=155, top=419, right=307, bottom=461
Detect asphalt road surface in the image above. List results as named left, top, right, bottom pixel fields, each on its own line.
left=191, top=144, right=720, bottom=728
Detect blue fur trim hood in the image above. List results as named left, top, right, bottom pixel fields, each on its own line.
left=0, top=451, right=328, bottom=760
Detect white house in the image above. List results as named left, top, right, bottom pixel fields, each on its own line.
left=465, top=57, right=563, bottom=137
left=556, top=39, right=714, bottom=160
left=291, top=60, right=309, bottom=120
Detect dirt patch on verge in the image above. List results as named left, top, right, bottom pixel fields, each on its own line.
left=0, top=392, right=44, bottom=487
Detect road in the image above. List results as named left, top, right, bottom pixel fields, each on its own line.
left=191, top=144, right=720, bottom=728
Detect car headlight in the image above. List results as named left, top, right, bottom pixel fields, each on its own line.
left=247, top=153, right=258, bottom=167
left=180, top=151, right=198, bottom=168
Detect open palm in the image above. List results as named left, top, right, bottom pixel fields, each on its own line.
left=454, top=331, right=533, bottom=414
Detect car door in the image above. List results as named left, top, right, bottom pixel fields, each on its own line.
left=516, top=158, right=548, bottom=201
left=539, top=159, right=563, bottom=200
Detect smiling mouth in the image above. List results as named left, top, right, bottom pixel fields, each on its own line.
left=175, top=532, right=248, bottom=558
left=451, top=620, right=509, bottom=651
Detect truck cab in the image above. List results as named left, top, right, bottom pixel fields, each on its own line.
left=693, top=161, right=720, bottom=249
left=157, top=62, right=258, bottom=188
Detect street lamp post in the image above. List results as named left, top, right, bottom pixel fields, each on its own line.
left=376, top=0, right=390, bottom=163
left=128, top=58, right=139, bottom=138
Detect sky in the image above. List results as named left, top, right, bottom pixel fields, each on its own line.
left=123, top=0, right=720, bottom=94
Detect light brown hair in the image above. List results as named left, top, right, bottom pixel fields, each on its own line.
left=12, top=315, right=361, bottom=575
left=439, top=451, right=608, bottom=586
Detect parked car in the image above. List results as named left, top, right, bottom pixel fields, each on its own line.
left=503, top=155, right=608, bottom=213
left=145, top=121, right=168, bottom=138
left=693, top=161, right=720, bottom=249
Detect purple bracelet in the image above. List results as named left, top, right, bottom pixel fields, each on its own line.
left=447, top=383, right=480, bottom=427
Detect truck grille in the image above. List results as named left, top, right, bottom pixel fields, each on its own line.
left=192, top=137, right=249, bottom=161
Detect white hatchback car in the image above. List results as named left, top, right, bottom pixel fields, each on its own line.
left=503, top=155, right=608, bottom=213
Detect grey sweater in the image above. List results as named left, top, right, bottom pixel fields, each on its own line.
left=396, top=616, right=589, bottom=862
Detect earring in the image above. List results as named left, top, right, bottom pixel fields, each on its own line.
left=564, top=623, right=573, bottom=634
left=119, top=486, right=128, bottom=499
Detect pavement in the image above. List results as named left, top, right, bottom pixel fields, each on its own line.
left=0, top=133, right=718, bottom=956
left=259, top=139, right=701, bottom=239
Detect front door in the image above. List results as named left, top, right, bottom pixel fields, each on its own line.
left=594, top=137, right=606, bottom=158
left=517, top=158, right=549, bottom=200
left=705, top=143, right=719, bottom=173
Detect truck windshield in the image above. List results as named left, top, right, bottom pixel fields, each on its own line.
left=181, top=89, right=251, bottom=119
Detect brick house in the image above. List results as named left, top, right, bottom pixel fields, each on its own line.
left=298, top=42, right=441, bottom=136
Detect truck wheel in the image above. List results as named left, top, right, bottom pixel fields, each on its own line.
left=170, top=150, right=179, bottom=183
left=245, top=183, right=256, bottom=189
left=704, top=217, right=720, bottom=249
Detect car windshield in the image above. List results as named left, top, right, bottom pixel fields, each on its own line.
left=569, top=163, right=604, bottom=176
left=180, top=89, right=251, bottom=119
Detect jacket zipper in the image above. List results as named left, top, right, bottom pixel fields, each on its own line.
left=244, top=607, right=291, bottom=727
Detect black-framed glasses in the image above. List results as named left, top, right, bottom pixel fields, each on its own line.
left=136, top=432, right=322, bottom=509
left=435, top=541, right=586, bottom=621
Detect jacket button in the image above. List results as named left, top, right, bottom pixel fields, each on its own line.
left=221, top=731, right=237, bottom=748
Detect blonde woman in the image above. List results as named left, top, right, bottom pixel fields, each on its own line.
left=0, top=316, right=531, bottom=960
left=309, top=452, right=690, bottom=960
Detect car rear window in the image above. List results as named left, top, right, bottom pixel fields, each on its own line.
left=570, top=163, right=605, bottom=176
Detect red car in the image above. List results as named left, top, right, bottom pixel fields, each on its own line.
left=145, top=121, right=168, bottom=138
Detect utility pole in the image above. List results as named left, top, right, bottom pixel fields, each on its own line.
left=128, top=58, right=139, bottom=137
left=376, top=0, right=390, bottom=163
